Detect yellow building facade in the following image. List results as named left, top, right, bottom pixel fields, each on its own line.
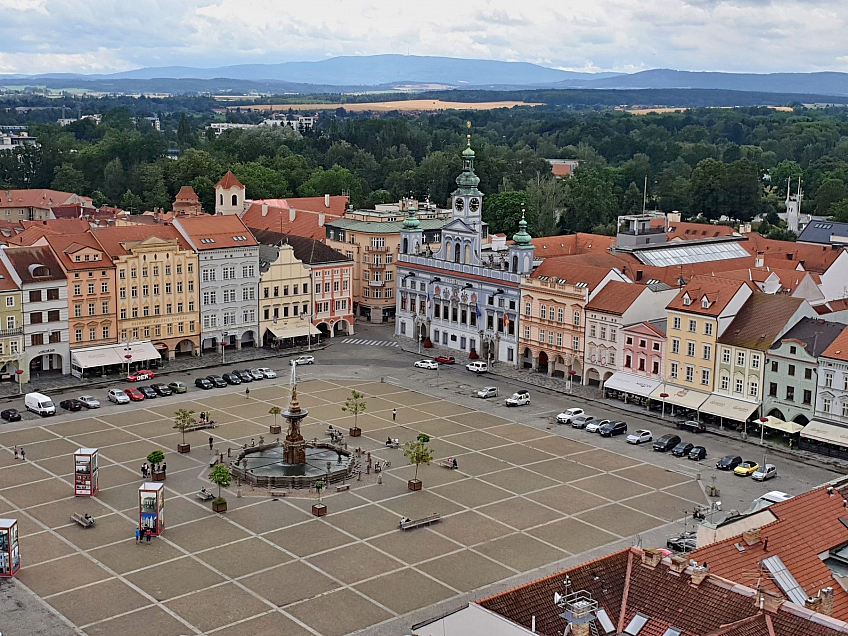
left=0, top=260, right=23, bottom=376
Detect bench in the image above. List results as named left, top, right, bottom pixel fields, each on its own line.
left=70, top=513, right=95, bottom=528
left=185, top=421, right=217, bottom=432
left=269, top=491, right=287, bottom=498
left=399, top=513, right=441, bottom=531
left=195, top=490, right=214, bottom=501
left=335, top=484, right=351, bottom=492
left=385, top=440, right=400, bottom=449
left=438, top=460, right=458, bottom=470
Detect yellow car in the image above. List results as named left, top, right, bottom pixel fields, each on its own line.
left=734, top=460, right=760, bottom=476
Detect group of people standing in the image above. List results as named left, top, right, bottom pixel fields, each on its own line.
left=140, top=463, right=166, bottom=479
left=135, top=527, right=153, bottom=544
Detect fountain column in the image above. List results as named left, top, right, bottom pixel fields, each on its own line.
left=282, top=376, right=308, bottom=465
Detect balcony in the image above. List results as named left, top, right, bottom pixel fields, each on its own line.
left=368, top=280, right=385, bottom=287
left=0, top=327, right=23, bottom=337
left=365, top=245, right=390, bottom=252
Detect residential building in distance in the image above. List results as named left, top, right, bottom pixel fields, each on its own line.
left=660, top=276, right=753, bottom=415
left=0, top=130, right=38, bottom=152
left=544, top=158, right=579, bottom=177
left=0, top=259, right=23, bottom=377
left=0, top=246, right=69, bottom=382
left=326, top=201, right=446, bottom=323
left=173, top=215, right=260, bottom=352
left=242, top=195, right=347, bottom=240
left=519, top=260, right=627, bottom=380
left=606, top=318, right=668, bottom=402
left=583, top=280, right=677, bottom=387
left=797, top=219, right=848, bottom=247
left=710, top=293, right=815, bottom=427
left=804, top=325, right=848, bottom=454
left=0, top=189, right=93, bottom=221
left=172, top=186, right=203, bottom=216
left=764, top=317, right=846, bottom=427
left=94, top=226, right=201, bottom=359
left=214, top=171, right=246, bottom=216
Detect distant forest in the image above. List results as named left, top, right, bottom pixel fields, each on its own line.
left=2, top=94, right=848, bottom=240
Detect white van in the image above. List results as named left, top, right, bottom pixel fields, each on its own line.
left=466, top=361, right=489, bottom=374
left=25, top=392, right=56, bottom=416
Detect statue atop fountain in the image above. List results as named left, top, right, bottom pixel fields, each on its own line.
left=282, top=363, right=308, bottom=465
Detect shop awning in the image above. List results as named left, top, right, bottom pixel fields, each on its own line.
left=603, top=372, right=661, bottom=398
left=760, top=415, right=805, bottom=435
left=699, top=394, right=760, bottom=422
left=801, top=420, right=848, bottom=446
left=648, top=385, right=709, bottom=410
left=72, top=341, right=161, bottom=370
left=266, top=322, right=321, bottom=339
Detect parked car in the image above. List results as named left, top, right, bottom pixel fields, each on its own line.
left=667, top=531, right=697, bottom=552
left=234, top=370, right=253, bottom=382
left=716, top=455, right=743, bottom=471
left=222, top=373, right=241, bottom=385
left=688, top=446, right=708, bottom=461
left=671, top=442, right=695, bottom=457
left=78, top=395, right=100, bottom=409
left=206, top=375, right=228, bottom=387
left=107, top=389, right=130, bottom=404
left=195, top=378, right=213, bottom=390
left=414, top=360, right=439, bottom=370
left=466, top=361, right=488, bottom=374
left=248, top=369, right=265, bottom=381
left=125, top=388, right=145, bottom=401
left=556, top=408, right=584, bottom=425
left=434, top=355, right=456, bottom=364
left=292, top=355, right=315, bottom=365
left=627, top=429, right=653, bottom=445
left=505, top=390, right=530, bottom=407
left=25, top=392, right=56, bottom=416
left=59, top=399, right=83, bottom=412
left=653, top=434, right=682, bottom=452
left=585, top=418, right=609, bottom=433
left=151, top=383, right=173, bottom=396
left=137, top=386, right=157, bottom=399
left=255, top=368, right=277, bottom=379
left=752, top=463, right=778, bottom=481
left=599, top=420, right=628, bottom=437
left=571, top=414, right=596, bottom=429
left=477, top=386, right=499, bottom=399
left=734, top=460, right=760, bottom=477
left=167, top=381, right=187, bottom=394
left=677, top=420, right=706, bottom=434
left=127, top=369, right=155, bottom=382
left=1, top=408, right=21, bottom=421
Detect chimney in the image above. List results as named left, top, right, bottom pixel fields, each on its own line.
left=319, top=211, right=325, bottom=227
left=821, top=587, right=834, bottom=616
left=743, top=528, right=762, bottom=546
left=806, top=596, right=823, bottom=613
left=759, top=590, right=784, bottom=614
left=262, top=202, right=269, bottom=217
left=325, top=193, right=331, bottom=208
left=636, top=269, right=643, bottom=281
left=669, top=555, right=688, bottom=574
left=690, top=564, right=709, bottom=586
left=289, top=207, right=296, bottom=223
left=571, top=622, right=590, bottom=636
left=641, top=549, right=663, bottom=568
left=756, top=251, right=764, bottom=267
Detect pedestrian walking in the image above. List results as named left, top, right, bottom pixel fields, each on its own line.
left=208, top=436, right=214, bottom=451
left=392, top=408, right=397, bottom=421
left=161, top=462, right=167, bottom=474
left=13, top=445, right=18, bottom=460
left=135, top=527, right=141, bottom=544
left=20, top=447, right=25, bottom=461
left=141, top=463, right=147, bottom=479
left=245, top=387, right=250, bottom=398
left=146, top=528, right=152, bottom=543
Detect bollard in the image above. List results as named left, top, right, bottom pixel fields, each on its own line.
left=381, top=376, right=385, bottom=383
left=377, top=473, right=383, bottom=485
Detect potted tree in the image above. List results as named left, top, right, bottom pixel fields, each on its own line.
left=341, top=389, right=366, bottom=437
left=312, top=480, right=327, bottom=516
left=174, top=408, right=195, bottom=453
left=208, top=464, right=232, bottom=513
left=268, top=406, right=283, bottom=434
left=404, top=433, right=433, bottom=491
left=147, top=450, right=166, bottom=481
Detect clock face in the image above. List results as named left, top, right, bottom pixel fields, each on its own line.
left=469, top=197, right=480, bottom=213
left=454, top=198, right=464, bottom=212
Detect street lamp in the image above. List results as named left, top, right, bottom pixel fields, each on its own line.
left=660, top=393, right=669, bottom=419
left=759, top=416, right=768, bottom=446
left=568, top=369, right=577, bottom=394
left=124, top=354, right=133, bottom=378
left=418, top=328, right=423, bottom=355
left=15, top=368, right=23, bottom=394
left=221, top=332, right=228, bottom=365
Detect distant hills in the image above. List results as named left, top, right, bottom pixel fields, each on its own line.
left=3, top=55, right=848, bottom=97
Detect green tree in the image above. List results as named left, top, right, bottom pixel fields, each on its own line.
left=147, top=449, right=165, bottom=470
left=341, top=390, right=366, bottom=431
left=766, top=227, right=798, bottom=242
left=231, top=162, right=288, bottom=199
left=622, top=181, right=643, bottom=214
left=298, top=166, right=368, bottom=207
left=831, top=199, right=848, bottom=223
left=103, top=157, right=126, bottom=203
left=177, top=113, right=194, bottom=146
left=51, top=163, right=87, bottom=194
left=561, top=168, right=617, bottom=233
left=173, top=409, right=196, bottom=447
left=688, top=158, right=727, bottom=221
left=314, top=479, right=326, bottom=502
left=404, top=433, right=434, bottom=482
left=269, top=406, right=282, bottom=429
left=815, top=178, right=847, bottom=215
left=483, top=190, right=526, bottom=235
left=208, top=464, right=232, bottom=503
left=725, top=159, right=762, bottom=222
left=526, top=174, right=565, bottom=237
left=121, top=189, right=144, bottom=213
left=771, top=160, right=803, bottom=197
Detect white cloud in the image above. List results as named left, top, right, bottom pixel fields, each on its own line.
left=0, top=0, right=846, bottom=74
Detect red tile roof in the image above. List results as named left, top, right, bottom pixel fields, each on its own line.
left=172, top=215, right=257, bottom=250
left=91, top=225, right=193, bottom=257
left=2, top=245, right=66, bottom=283
left=530, top=233, right=616, bottom=257
left=585, top=280, right=644, bottom=315
left=0, top=259, right=20, bottom=292
left=530, top=257, right=619, bottom=292
left=658, top=219, right=737, bottom=241
left=666, top=275, right=752, bottom=316
left=0, top=188, right=79, bottom=210
left=691, top=480, right=848, bottom=622
left=742, top=233, right=844, bottom=274
left=262, top=195, right=349, bottom=217
left=815, top=298, right=848, bottom=315
left=175, top=185, right=199, bottom=201
left=821, top=325, right=848, bottom=362
left=241, top=202, right=339, bottom=241
left=20, top=219, right=92, bottom=234
left=42, top=232, right=112, bottom=271
left=214, top=171, right=244, bottom=190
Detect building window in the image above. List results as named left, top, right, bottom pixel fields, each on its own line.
left=573, top=311, right=580, bottom=326
left=539, top=329, right=545, bottom=344
left=786, top=386, right=795, bottom=401
left=670, top=362, right=679, bottom=379
left=101, top=301, right=108, bottom=314
left=771, top=360, right=778, bottom=373
left=688, top=319, right=697, bottom=333
left=625, top=355, right=632, bottom=368
left=685, top=365, right=694, bottom=383
left=74, top=305, right=82, bottom=318
left=686, top=341, right=695, bottom=357
left=803, top=389, right=812, bottom=405
left=600, top=326, right=606, bottom=339
left=751, top=355, right=760, bottom=369
left=736, top=351, right=745, bottom=367
left=721, top=374, right=729, bottom=391
left=557, top=308, right=564, bottom=322
left=823, top=397, right=831, bottom=413
left=704, top=323, right=713, bottom=336
left=547, top=331, right=553, bottom=345
left=735, top=378, right=744, bottom=393
left=88, top=303, right=95, bottom=316
left=703, top=344, right=711, bottom=360
left=573, top=336, right=580, bottom=351
left=701, top=369, right=710, bottom=386
left=88, top=283, right=95, bottom=295
left=722, top=348, right=730, bottom=363
left=769, top=382, right=777, bottom=397
left=843, top=402, right=848, bottom=418
left=805, top=368, right=813, bottom=380
left=749, top=380, right=758, bottom=398
left=672, top=316, right=681, bottom=330
left=75, top=329, right=82, bottom=342
left=652, top=361, right=659, bottom=375
left=540, top=304, right=546, bottom=319
left=89, top=327, right=96, bottom=341
left=672, top=338, right=680, bottom=354
left=590, top=325, right=596, bottom=338
left=788, top=364, right=795, bottom=377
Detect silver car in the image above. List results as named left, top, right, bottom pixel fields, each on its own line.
left=107, top=389, right=130, bottom=404
left=477, top=386, right=499, bottom=398
left=255, top=367, right=277, bottom=379
left=78, top=395, right=101, bottom=409
left=248, top=368, right=265, bottom=380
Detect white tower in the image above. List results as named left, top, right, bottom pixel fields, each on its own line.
left=214, top=171, right=245, bottom=216
left=785, top=177, right=802, bottom=234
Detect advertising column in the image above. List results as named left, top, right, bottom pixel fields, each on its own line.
left=0, top=519, right=20, bottom=577
left=74, top=448, right=99, bottom=496
left=139, top=483, right=165, bottom=536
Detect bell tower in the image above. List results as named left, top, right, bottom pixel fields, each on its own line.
left=508, top=210, right=535, bottom=275
left=451, top=135, right=484, bottom=232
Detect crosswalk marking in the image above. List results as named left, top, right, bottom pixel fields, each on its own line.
left=340, top=338, right=399, bottom=347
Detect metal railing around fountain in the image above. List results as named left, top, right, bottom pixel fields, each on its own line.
left=230, top=437, right=356, bottom=489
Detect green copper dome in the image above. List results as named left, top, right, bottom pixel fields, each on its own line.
left=402, top=205, right=420, bottom=229
left=512, top=212, right=532, bottom=245
left=454, top=135, right=482, bottom=195
left=461, top=136, right=475, bottom=158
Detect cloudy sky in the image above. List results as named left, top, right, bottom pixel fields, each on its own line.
left=1, top=0, right=846, bottom=75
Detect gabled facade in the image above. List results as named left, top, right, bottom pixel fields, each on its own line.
left=814, top=326, right=848, bottom=432
left=214, top=171, right=246, bottom=216
left=0, top=260, right=23, bottom=376
left=622, top=319, right=666, bottom=379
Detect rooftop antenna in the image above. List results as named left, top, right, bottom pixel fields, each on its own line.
left=642, top=176, right=648, bottom=214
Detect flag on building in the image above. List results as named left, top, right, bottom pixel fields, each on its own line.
left=476, top=304, right=482, bottom=318
left=503, top=313, right=510, bottom=328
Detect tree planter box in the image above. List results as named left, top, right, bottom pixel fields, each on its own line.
left=312, top=503, right=327, bottom=517
left=269, top=424, right=282, bottom=435
left=177, top=443, right=190, bottom=453
left=152, top=471, right=166, bottom=482
left=408, top=479, right=422, bottom=491
left=212, top=500, right=227, bottom=513
left=349, top=427, right=362, bottom=437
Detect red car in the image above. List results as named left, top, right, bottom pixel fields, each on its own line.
left=434, top=355, right=456, bottom=364
left=127, top=369, right=155, bottom=382
left=124, top=387, right=145, bottom=401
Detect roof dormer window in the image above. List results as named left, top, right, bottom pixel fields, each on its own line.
left=682, top=293, right=691, bottom=306
left=701, top=296, right=710, bottom=309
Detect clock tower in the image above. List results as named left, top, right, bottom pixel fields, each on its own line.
left=451, top=135, right=483, bottom=232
